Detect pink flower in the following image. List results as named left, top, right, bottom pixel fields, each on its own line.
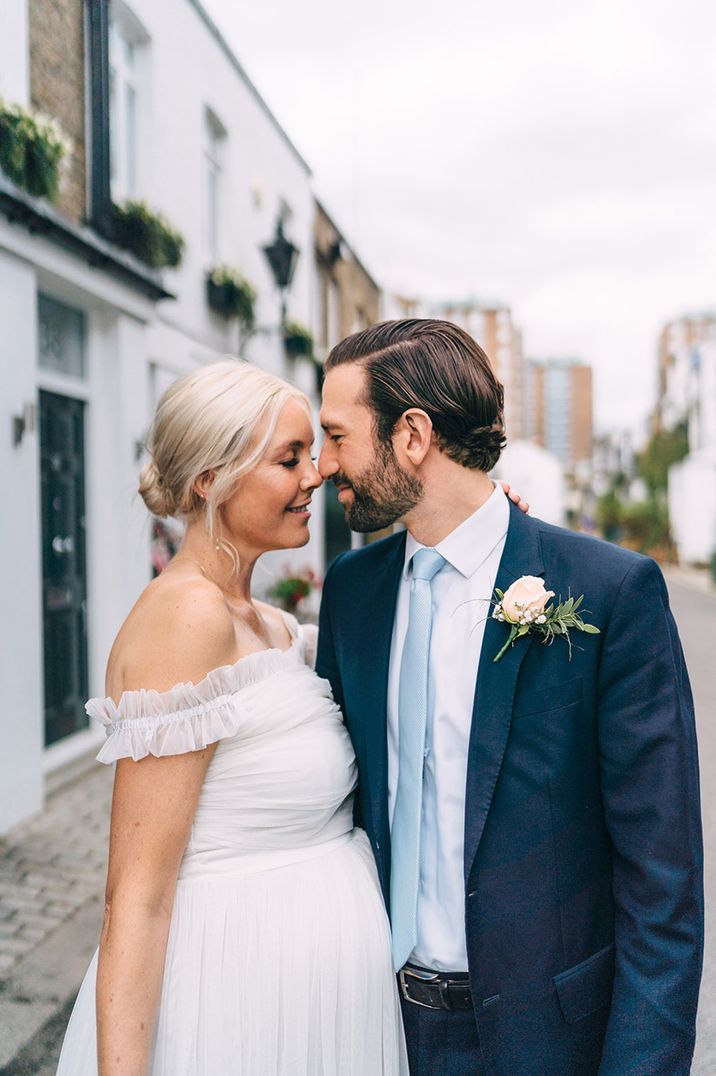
left=502, top=575, right=555, bottom=625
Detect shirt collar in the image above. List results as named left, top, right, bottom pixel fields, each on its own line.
left=403, top=482, right=510, bottom=581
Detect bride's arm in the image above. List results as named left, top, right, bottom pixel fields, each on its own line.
left=97, top=590, right=237, bottom=1075
left=97, top=745, right=215, bottom=1074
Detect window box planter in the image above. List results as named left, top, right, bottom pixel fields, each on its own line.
left=283, top=320, right=314, bottom=359
left=0, top=101, right=68, bottom=202
left=112, top=200, right=185, bottom=270
left=206, top=265, right=257, bottom=330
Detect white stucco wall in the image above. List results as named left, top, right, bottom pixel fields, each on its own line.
left=0, top=249, right=44, bottom=829
left=669, top=450, right=716, bottom=565
left=117, top=0, right=314, bottom=375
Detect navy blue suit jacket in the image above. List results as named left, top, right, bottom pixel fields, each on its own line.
left=316, top=499, right=703, bottom=1076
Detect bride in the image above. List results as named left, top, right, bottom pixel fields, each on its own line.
left=56, top=359, right=409, bottom=1075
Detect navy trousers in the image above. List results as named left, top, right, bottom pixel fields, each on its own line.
left=400, top=996, right=486, bottom=1075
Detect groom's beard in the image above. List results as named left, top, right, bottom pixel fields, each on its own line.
left=335, top=441, right=423, bottom=533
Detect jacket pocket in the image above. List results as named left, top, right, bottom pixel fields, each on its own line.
left=512, top=674, right=583, bottom=719
left=553, top=942, right=615, bottom=1024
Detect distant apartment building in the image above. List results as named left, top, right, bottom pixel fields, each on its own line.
left=656, top=312, right=716, bottom=433
left=388, top=296, right=525, bottom=442
left=524, top=359, right=593, bottom=474
left=591, top=430, right=636, bottom=497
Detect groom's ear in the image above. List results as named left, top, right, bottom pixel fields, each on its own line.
left=394, top=409, right=433, bottom=467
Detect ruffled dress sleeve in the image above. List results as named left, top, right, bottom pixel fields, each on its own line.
left=86, top=663, right=250, bottom=765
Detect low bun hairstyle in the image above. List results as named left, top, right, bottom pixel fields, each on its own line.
left=139, top=359, right=311, bottom=545
left=138, top=459, right=178, bottom=518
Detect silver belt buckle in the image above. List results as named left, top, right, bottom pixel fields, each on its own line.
left=399, top=966, right=441, bottom=1008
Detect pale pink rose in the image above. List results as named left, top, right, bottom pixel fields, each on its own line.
left=501, top=575, right=555, bottom=624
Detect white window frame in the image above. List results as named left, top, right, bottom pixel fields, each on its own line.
left=108, top=4, right=149, bottom=204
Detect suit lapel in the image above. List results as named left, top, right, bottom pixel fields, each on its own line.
left=353, top=532, right=406, bottom=853
left=463, top=502, right=544, bottom=885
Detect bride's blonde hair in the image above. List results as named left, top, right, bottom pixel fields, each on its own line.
left=139, top=359, right=311, bottom=552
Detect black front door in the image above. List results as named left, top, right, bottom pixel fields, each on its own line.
left=39, top=391, right=89, bottom=745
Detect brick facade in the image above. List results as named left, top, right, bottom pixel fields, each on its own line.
left=29, top=0, right=86, bottom=224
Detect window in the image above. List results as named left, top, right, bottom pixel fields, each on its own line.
left=109, top=18, right=139, bottom=202
left=203, top=110, right=227, bottom=264
left=38, top=296, right=86, bottom=379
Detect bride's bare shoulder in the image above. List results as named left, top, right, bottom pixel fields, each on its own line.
left=105, top=569, right=236, bottom=700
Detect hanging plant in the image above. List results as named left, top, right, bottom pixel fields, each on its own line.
left=0, top=100, right=69, bottom=201
left=283, top=319, right=314, bottom=359
left=112, top=200, right=185, bottom=269
left=206, top=265, right=257, bottom=330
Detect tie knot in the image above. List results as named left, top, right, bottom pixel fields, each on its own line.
left=410, top=547, right=445, bottom=583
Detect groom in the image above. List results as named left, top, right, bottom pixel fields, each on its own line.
left=315, top=319, right=703, bottom=1076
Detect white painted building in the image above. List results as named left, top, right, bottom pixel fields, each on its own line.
left=668, top=329, right=716, bottom=565
left=0, top=0, right=327, bottom=832
left=657, top=313, right=716, bottom=433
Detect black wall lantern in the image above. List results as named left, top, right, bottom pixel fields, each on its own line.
left=262, top=218, right=300, bottom=327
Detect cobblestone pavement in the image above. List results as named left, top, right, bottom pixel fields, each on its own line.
left=0, top=764, right=112, bottom=1071
left=0, top=576, right=713, bottom=1071
left=0, top=764, right=111, bottom=983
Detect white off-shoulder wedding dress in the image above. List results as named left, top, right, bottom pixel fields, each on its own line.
left=56, top=615, right=407, bottom=1075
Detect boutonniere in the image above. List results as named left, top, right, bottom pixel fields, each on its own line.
left=492, top=575, right=600, bottom=663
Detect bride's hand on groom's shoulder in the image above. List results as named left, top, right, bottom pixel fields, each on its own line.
left=500, top=481, right=529, bottom=513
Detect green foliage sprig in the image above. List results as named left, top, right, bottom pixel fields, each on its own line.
left=492, top=588, right=599, bottom=663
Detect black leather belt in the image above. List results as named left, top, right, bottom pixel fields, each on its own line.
left=398, top=965, right=473, bottom=1011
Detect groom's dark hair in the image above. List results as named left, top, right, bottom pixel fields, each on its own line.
left=325, top=319, right=506, bottom=471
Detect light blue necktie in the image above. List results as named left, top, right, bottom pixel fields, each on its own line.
left=390, top=547, right=446, bottom=971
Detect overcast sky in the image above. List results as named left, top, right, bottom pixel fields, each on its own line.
left=205, top=0, right=716, bottom=436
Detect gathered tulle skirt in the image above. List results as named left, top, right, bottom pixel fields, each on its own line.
left=56, top=830, right=408, bottom=1075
